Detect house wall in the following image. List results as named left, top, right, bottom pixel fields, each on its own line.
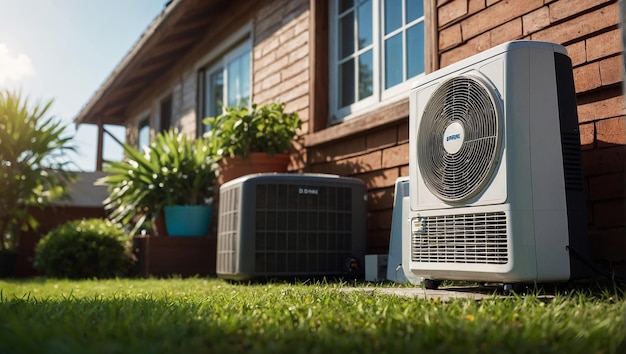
left=118, top=0, right=624, bottom=273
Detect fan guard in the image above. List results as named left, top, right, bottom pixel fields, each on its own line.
left=417, top=74, right=501, bottom=202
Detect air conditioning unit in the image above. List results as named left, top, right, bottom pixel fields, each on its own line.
left=216, top=173, right=367, bottom=281
left=407, top=40, right=590, bottom=289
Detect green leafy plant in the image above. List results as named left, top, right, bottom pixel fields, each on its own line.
left=0, top=90, right=76, bottom=252
left=203, top=102, right=301, bottom=159
left=99, top=130, right=218, bottom=235
left=34, top=218, right=134, bottom=279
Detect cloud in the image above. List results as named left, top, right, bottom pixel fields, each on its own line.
left=0, top=43, right=35, bottom=85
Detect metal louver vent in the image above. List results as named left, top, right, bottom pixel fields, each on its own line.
left=216, top=185, right=240, bottom=274
left=418, top=75, right=501, bottom=202
left=411, top=212, right=508, bottom=264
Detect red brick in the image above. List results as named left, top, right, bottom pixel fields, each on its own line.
left=400, top=165, right=410, bottom=176
left=440, top=32, right=491, bottom=68
left=589, top=227, right=626, bottom=261
left=593, top=199, right=626, bottom=228
left=461, top=0, right=543, bottom=40
left=367, top=229, right=392, bottom=253
left=398, top=120, right=409, bottom=144
left=468, top=0, right=486, bottom=15
left=565, top=41, right=586, bottom=67
left=580, top=122, right=595, bottom=149
left=313, top=151, right=382, bottom=175
left=582, top=145, right=626, bottom=176
left=368, top=187, right=394, bottom=211
left=596, top=117, right=626, bottom=146
left=522, top=6, right=549, bottom=36
left=588, top=172, right=626, bottom=200
left=366, top=126, right=397, bottom=150
left=486, top=0, right=501, bottom=6
left=578, top=94, right=626, bottom=123
left=532, top=3, right=619, bottom=44
left=357, top=168, right=399, bottom=189
left=549, top=0, right=613, bottom=23
left=309, top=137, right=366, bottom=163
left=440, top=23, right=463, bottom=51
left=490, top=18, right=522, bottom=46
left=599, top=55, right=623, bottom=86
left=586, top=29, right=623, bottom=62
left=382, top=143, right=409, bottom=169
left=439, top=0, right=468, bottom=27
left=573, top=63, right=602, bottom=93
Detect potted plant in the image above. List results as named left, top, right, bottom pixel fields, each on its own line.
left=203, top=102, right=301, bottom=183
left=100, top=130, right=218, bottom=237
left=0, top=90, right=76, bottom=277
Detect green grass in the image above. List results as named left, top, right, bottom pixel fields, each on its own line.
left=0, top=278, right=624, bottom=354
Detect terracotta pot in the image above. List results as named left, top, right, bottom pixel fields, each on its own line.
left=219, top=152, right=290, bottom=184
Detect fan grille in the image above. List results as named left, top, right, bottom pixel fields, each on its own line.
left=418, top=75, right=501, bottom=202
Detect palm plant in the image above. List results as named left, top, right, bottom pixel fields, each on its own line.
left=0, top=90, right=76, bottom=252
left=100, top=130, right=218, bottom=236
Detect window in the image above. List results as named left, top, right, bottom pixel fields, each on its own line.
left=330, top=0, right=425, bottom=122
left=138, top=117, right=150, bottom=152
left=160, top=95, right=172, bottom=132
left=198, top=41, right=251, bottom=134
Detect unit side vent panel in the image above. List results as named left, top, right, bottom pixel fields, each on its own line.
left=216, top=186, right=240, bottom=274
left=561, top=131, right=584, bottom=192
left=254, top=183, right=354, bottom=274
left=411, top=212, right=508, bottom=264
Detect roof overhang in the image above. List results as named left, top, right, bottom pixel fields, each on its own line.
left=74, top=0, right=226, bottom=126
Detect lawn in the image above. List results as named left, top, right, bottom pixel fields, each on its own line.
left=0, top=278, right=624, bottom=354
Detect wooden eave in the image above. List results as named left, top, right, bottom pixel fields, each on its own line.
left=74, top=0, right=226, bottom=126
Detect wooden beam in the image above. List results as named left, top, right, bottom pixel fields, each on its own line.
left=96, top=118, right=105, bottom=172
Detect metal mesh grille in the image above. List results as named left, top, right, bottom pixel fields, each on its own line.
left=216, top=186, right=240, bottom=274
left=418, top=76, right=501, bottom=202
left=253, top=184, right=353, bottom=274
left=411, top=212, right=508, bottom=264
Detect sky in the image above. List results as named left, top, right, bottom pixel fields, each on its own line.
left=0, top=0, right=168, bottom=171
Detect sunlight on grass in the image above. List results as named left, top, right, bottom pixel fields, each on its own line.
left=0, top=278, right=624, bottom=353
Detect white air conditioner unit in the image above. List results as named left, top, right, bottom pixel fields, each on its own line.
left=407, top=40, right=590, bottom=289
left=216, top=173, right=367, bottom=281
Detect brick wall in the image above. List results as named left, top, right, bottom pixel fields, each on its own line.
left=253, top=0, right=311, bottom=169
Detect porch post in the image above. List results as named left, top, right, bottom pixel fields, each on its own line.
left=96, top=118, right=104, bottom=171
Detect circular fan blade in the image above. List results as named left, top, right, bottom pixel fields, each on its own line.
left=417, top=75, right=501, bottom=202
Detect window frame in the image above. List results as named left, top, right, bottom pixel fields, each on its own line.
left=197, top=34, right=252, bottom=136
left=137, top=115, right=150, bottom=152
left=328, top=0, right=426, bottom=124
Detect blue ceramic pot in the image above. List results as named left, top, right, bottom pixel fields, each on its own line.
left=164, top=205, right=213, bottom=237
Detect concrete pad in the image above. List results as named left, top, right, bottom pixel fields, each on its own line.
left=340, top=286, right=498, bottom=301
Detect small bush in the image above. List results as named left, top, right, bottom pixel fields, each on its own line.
left=35, top=218, right=134, bottom=279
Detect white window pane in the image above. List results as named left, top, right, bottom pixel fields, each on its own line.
left=138, top=120, right=150, bottom=151
left=227, top=51, right=250, bottom=107
left=385, top=33, right=403, bottom=89
left=357, top=0, right=372, bottom=49
left=407, top=22, right=424, bottom=78
left=339, top=59, right=355, bottom=107
left=339, top=12, right=355, bottom=58
left=210, top=71, right=224, bottom=116
left=406, top=0, right=423, bottom=23
left=358, top=50, right=373, bottom=100
left=384, top=0, right=402, bottom=35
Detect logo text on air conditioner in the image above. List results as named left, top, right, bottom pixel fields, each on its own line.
left=299, top=187, right=319, bottom=195
left=446, top=133, right=461, bottom=141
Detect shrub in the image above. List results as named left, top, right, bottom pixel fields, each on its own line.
left=35, top=218, right=134, bottom=279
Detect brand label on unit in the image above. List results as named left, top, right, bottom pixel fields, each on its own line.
left=442, top=121, right=465, bottom=154
left=299, top=187, right=319, bottom=195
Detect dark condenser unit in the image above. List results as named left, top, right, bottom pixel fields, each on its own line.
left=216, top=173, right=367, bottom=281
